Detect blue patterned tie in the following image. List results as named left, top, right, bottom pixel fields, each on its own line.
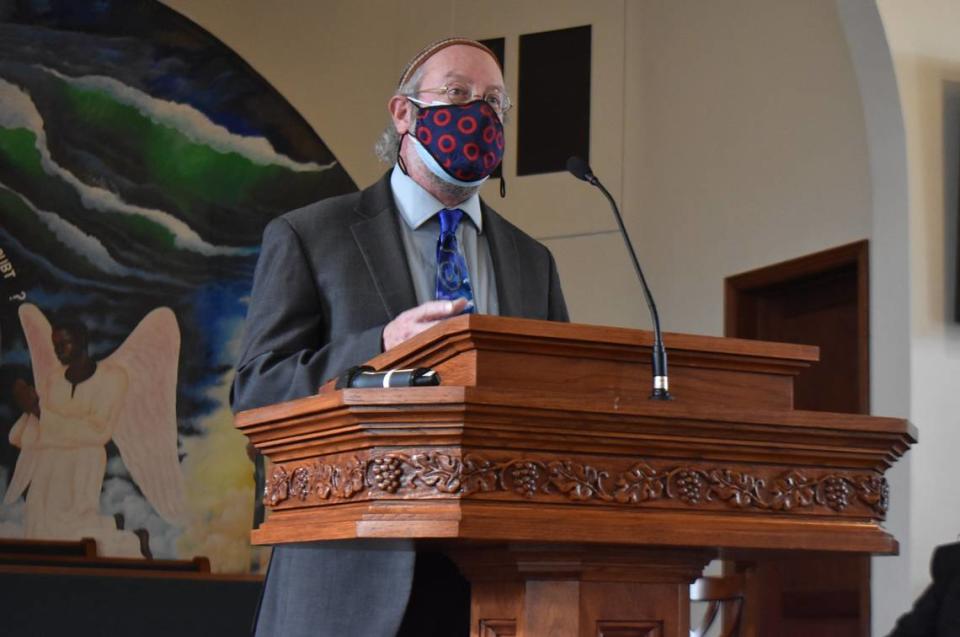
left=435, top=208, right=475, bottom=312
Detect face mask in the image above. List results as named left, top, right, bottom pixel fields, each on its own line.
left=405, top=98, right=505, bottom=187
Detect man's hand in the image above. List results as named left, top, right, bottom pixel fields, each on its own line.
left=12, top=378, right=40, bottom=418
left=383, top=299, right=470, bottom=350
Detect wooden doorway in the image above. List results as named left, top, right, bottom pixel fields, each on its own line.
left=724, top=240, right=870, bottom=637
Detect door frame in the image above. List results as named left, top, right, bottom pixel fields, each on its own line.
left=724, top=239, right=869, bottom=414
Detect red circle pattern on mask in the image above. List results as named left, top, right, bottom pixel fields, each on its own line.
left=412, top=100, right=504, bottom=182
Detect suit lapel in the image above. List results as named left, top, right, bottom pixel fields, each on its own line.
left=351, top=174, right=418, bottom=320
left=482, top=202, right=525, bottom=317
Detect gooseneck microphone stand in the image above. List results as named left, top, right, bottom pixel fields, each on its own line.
left=567, top=156, right=671, bottom=400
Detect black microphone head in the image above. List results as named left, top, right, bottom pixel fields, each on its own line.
left=566, top=156, right=593, bottom=182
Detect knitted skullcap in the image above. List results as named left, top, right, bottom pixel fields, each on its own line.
left=397, top=37, right=501, bottom=88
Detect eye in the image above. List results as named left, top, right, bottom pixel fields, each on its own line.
left=445, top=84, right=470, bottom=101
left=484, top=93, right=503, bottom=109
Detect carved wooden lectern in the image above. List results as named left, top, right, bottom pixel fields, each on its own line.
left=235, top=315, right=913, bottom=637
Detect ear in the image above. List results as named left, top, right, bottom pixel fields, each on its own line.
left=388, top=95, right=415, bottom=135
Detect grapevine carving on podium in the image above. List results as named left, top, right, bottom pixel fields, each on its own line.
left=264, top=451, right=889, bottom=517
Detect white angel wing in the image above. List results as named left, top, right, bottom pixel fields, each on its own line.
left=4, top=415, right=39, bottom=504
left=17, top=304, right=57, bottom=394
left=2, top=448, right=35, bottom=505
left=6, top=305, right=54, bottom=505
left=106, top=307, right=186, bottom=525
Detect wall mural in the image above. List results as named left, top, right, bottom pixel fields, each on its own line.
left=0, top=0, right=356, bottom=571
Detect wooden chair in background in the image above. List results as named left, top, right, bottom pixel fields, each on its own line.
left=690, top=573, right=750, bottom=637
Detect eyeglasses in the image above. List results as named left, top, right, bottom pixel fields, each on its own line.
left=416, top=83, right=512, bottom=115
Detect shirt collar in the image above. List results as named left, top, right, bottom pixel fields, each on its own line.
left=390, top=164, right=483, bottom=232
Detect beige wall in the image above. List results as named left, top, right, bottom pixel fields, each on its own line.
left=624, top=0, right=871, bottom=336
left=877, top=0, right=960, bottom=622
left=833, top=3, right=912, bottom=632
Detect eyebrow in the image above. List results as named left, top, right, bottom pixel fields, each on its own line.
left=442, top=71, right=505, bottom=92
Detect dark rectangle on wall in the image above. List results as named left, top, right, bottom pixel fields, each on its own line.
left=517, top=25, right=591, bottom=176
left=479, top=37, right=505, bottom=71
left=479, top=37, right=505, bottom=179
left=951, top=91, right=960, bottom=322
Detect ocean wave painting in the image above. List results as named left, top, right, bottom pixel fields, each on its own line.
left=0, top=0, right=356, bottom=572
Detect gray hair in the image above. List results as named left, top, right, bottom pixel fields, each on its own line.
left=374, top=66, right=425, bottom=164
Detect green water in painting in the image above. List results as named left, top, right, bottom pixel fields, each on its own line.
left=0, top=71, right=336, bottom=259
left=0, top=127, right=43, bottom=178
left=0, top=126, right=180, bottom=251
left=60, top=82, right=279, bottom=208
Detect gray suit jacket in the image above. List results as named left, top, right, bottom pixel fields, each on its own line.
left=232, top=172, right=568, bottom=636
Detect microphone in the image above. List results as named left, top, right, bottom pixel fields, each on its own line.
left=566, top=156, right=671, bottom=400
left=335, top=366, right=441, bottom=389
left=566, top=156, right=597, bottom=185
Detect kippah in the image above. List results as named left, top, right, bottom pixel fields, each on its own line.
left=397, top=37, right=501, bottom=88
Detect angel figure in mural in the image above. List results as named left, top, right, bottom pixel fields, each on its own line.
left=3, top=303, right=186, bottom=558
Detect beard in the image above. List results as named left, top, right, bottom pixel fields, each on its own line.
left=423, top=169, right=480, bottom=204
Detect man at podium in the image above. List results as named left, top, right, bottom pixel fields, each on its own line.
left=232, top=37, right=568, bottom=637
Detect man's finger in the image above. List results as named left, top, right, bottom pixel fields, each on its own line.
left=411, top=298, right=468, bottom=321
left=417, top=319, right=441, bottom=334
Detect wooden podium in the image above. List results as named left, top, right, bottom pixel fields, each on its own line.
left=235, top=315, right=913, bottom=637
